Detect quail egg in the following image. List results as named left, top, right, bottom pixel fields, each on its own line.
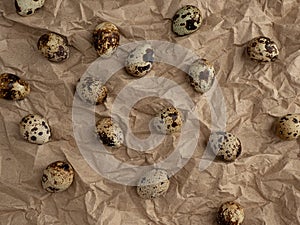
left=125, top=44, right=155, bottom=77
left=20, top=114, right=51, bottom=145
left=275, top=114, right=300, bottom=140
left=153, top=107, right=183, bottom=134
left=208, top=132, right=242, bottom=161
left=246, top=36, right=279, bottom=62
left=217, top=201, right=245, bottom=225
left=188, top=59, right=215, bottom=93
left=0, top=73, right=30, bottom=100
left=93, top=22, right=120, bottom=58
left=41, top=161, right=74, bottom=193
left=95, top=118, right=124, bottom=148
left=76, top=76, right=108, bottom=105
left=15, top=0, right=45, bottom=16
left=137, top=169, right=170, bottom=199
left=172, top=5, right=202, bottom=36
left=37, top=32, right=70, bottom=62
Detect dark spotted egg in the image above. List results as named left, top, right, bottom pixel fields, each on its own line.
left=172, top=5, right=202, bottom=36
left=208, top=131, right=242, bottom=161
left=0, top=73, right=30, bottom=100
left=20, top=114, right=51, bottom=145
left=37, top=32, right=70, bottom=62
left=275, top=114, right=300, bottom=140
left=125, top=44, right=154, bottom=77
left=188, top=59, right=215, bottom=94
left=15, top=0, right=45, bottom=16
left=247, top=36, right=279, bottom=62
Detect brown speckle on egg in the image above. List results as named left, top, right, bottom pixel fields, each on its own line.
left=95, top=118, right=124, bottom=148
left=93, top=22, right=120, bottom=58
left=153, top=107, right=183, bottom=134
left=137, top=169, right=170, bottom=199
left=0, top=73, right=30, bottom=100
left=41, top=161, right=74, bottom=193
left=76, top=76, right=108, bottom=105
left=217, top=201, right=244, bottom=225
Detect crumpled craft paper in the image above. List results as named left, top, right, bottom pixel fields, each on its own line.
left=0, top=0, right=299, bottom=224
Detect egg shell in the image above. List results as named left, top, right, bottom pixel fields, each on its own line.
left=15, top=0, right=45, bottom=16
left=275, top=114, right=300, bottom=140
left=153, top=107, right=183, bottom=134
left=0, top=73, right=30, bottom=100
left=137, top=169, right=170, bottom=199
left=172, top=5, right=202, bottom=36
left=20, top=114, right=51, bottom=145
left=76, top=76, right=108, bottom=105
left=217, top=201, right=245, bottom=225
left=93, top=22, right=120, bottom=58
left=95, top=118, right=124, bottom=148
left=37, top=32, right=70, bottom=62
left=125, top=44, right=155, bottom=77
left=246, top=36, right=279, bottom=62
left=41, top=161, right=74, bottom=193
left=208, top=132, right=242, bottom=161
left=188, top=59, right=215, bottom=93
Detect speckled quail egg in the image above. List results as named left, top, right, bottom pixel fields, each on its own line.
left=0, top=73, right=30, bottom=100
left=188, top=59, right=215, bottom=93
left=95, top=118, right=124, bottom=148
left=93, top=22, right=120, bottom=58
left=20, top=114, right=51, bottom=145
left=76, top=76, right=108, bottom=105
left=41, top=161, right=74, bottom=193
left=217, top=201, right=245, bottom=225
left=172, top=5, right=202, bottom=36
left=153, top=107, right=183, bottom=134
left=15, top=0, right=45, bottom=16
left=137, top=169, right=170, bottom=199
left=246, top=36, right=279, bottom=62
left=125, top=44, right=155, bottom=77
left=208, top=132, right=242, bottom=161
left=37, top=32, right=70, bottom=62
left=275, top=114, right=300, bottom=140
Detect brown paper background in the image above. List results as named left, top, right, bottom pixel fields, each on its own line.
left=0, top=0, right=299, bottom=224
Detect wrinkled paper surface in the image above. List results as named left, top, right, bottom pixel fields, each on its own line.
left=0, top=0, right=299, bottom=224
